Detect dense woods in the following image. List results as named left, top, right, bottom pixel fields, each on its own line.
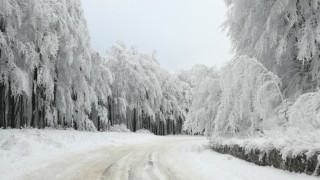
left=0, top=0, right=190, bottom=135
left=0, top=0, right=104, bottom=131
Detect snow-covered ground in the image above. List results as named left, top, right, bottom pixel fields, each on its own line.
left=0, top=129, right=160, bottom=180
left=0, top=129, right=318, bottom=180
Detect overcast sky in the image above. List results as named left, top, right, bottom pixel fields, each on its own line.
left=81, top=0, right=232, bottom=72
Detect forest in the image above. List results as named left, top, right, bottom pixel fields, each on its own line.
left=1, top=0, right=320, bottom=140
left=0, top=0, right=191, bottom=135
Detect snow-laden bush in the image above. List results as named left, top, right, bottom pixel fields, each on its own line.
left=136, top=129, right=153, bottom=134
left=288, top=91, right=320, bottom=130
left=109, top=124, right=131, bottom=133
left=214, top=56, right=283, bottom=136
left=73, top=113, right=97, bottom=132
left=97, top=105, right=110, bottom=130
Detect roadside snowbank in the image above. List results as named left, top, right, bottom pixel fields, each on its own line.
left=183, top=145, right=319, bottom=180
left=210, top=127, right=320, bottom=175
left=0, top=129, right=160, bottom=180
left=210, top=127, right=320, bottom=158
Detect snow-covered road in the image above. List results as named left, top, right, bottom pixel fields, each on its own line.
left=20, top=136, right=316, bottom=180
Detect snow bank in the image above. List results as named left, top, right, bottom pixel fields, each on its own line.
left=210, top=127, right=320, bottom=175
left=185, top=144, right=319, bottom=180
left=210, top=127, right=320, bottom=158
left=0, top=129, right=159, bottom=180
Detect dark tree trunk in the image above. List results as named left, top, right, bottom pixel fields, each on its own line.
left=7, top=81, right=13, bottom=128
left=31, top=68, right=38, bottom=128
left=10, top=95, right=17, bottom=128
left=53, top=65, right=58, bottom=128
left=133, top=108, right=137, bottom=132
left=0, top=84, right=5, bottom=128
left=108, top=96, right=112, bottom=125
left=0, top=14, right=5, bottom=33
left=98, top=117, right=100, bottom=131
left=20, top=96, right=25, bottom=128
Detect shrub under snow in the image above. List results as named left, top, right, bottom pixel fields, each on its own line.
left=108, top=124, right=131, bottom=133
left=136, top=129, right=153, bottom=134
left=288, top=91, right=320, bottom=130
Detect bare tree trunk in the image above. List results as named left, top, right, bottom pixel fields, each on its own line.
left=11, top=95, right=21, bottom=128
left=31, top=68, right=38, bottom=128
left=20, top=96, right=25, bottom=128
left=133, top=108, right=137, bottom=132
left=0, top=84, right=5, bottom=128
left=7, top=81, right=13, bottom=128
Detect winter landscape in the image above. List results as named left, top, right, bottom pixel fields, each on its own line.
left=1, top=0, right=320, bottom=179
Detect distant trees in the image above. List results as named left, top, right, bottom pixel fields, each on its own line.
left=107, top=41, right=191, bottom=135
left=180, top=65, right=220, bottom=135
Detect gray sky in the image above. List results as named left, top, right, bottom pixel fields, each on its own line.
left=81, top=0, right=232, bottom=72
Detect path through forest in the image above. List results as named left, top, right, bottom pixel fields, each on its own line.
left=20, top=136, right=317, bottom=180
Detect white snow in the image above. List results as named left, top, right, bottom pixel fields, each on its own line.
left=0, top=129, right=160, bottom=180
left=135, top=128, right=153, bottom=134
left=210, top=127, right=320, bottom=159
left=180, top=139, right=318, bottom=180
left=108, top=124, right=132, bottom=133
left=0, top=130, right=318, bottom=180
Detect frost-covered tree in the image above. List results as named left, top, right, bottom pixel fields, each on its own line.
left=224, top=0, right=320, bottom=99
left=183, top=56, right=283, bottom=137
left=182, top=66, right=220, bottom=135
left=177, top=64, right=215, bottom=89
left=89, top=51, right=113, bottom=130
left=107, top=42, right=162, bottom=126
left=214, top=56, right=283, bottom=136
left=0, top=0, right=112, bottom=131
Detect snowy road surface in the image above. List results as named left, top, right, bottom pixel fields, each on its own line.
left=20, top=136, right=317, bottom=180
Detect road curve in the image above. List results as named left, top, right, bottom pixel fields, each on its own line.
left=20, top=136, right=318, bottom=180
